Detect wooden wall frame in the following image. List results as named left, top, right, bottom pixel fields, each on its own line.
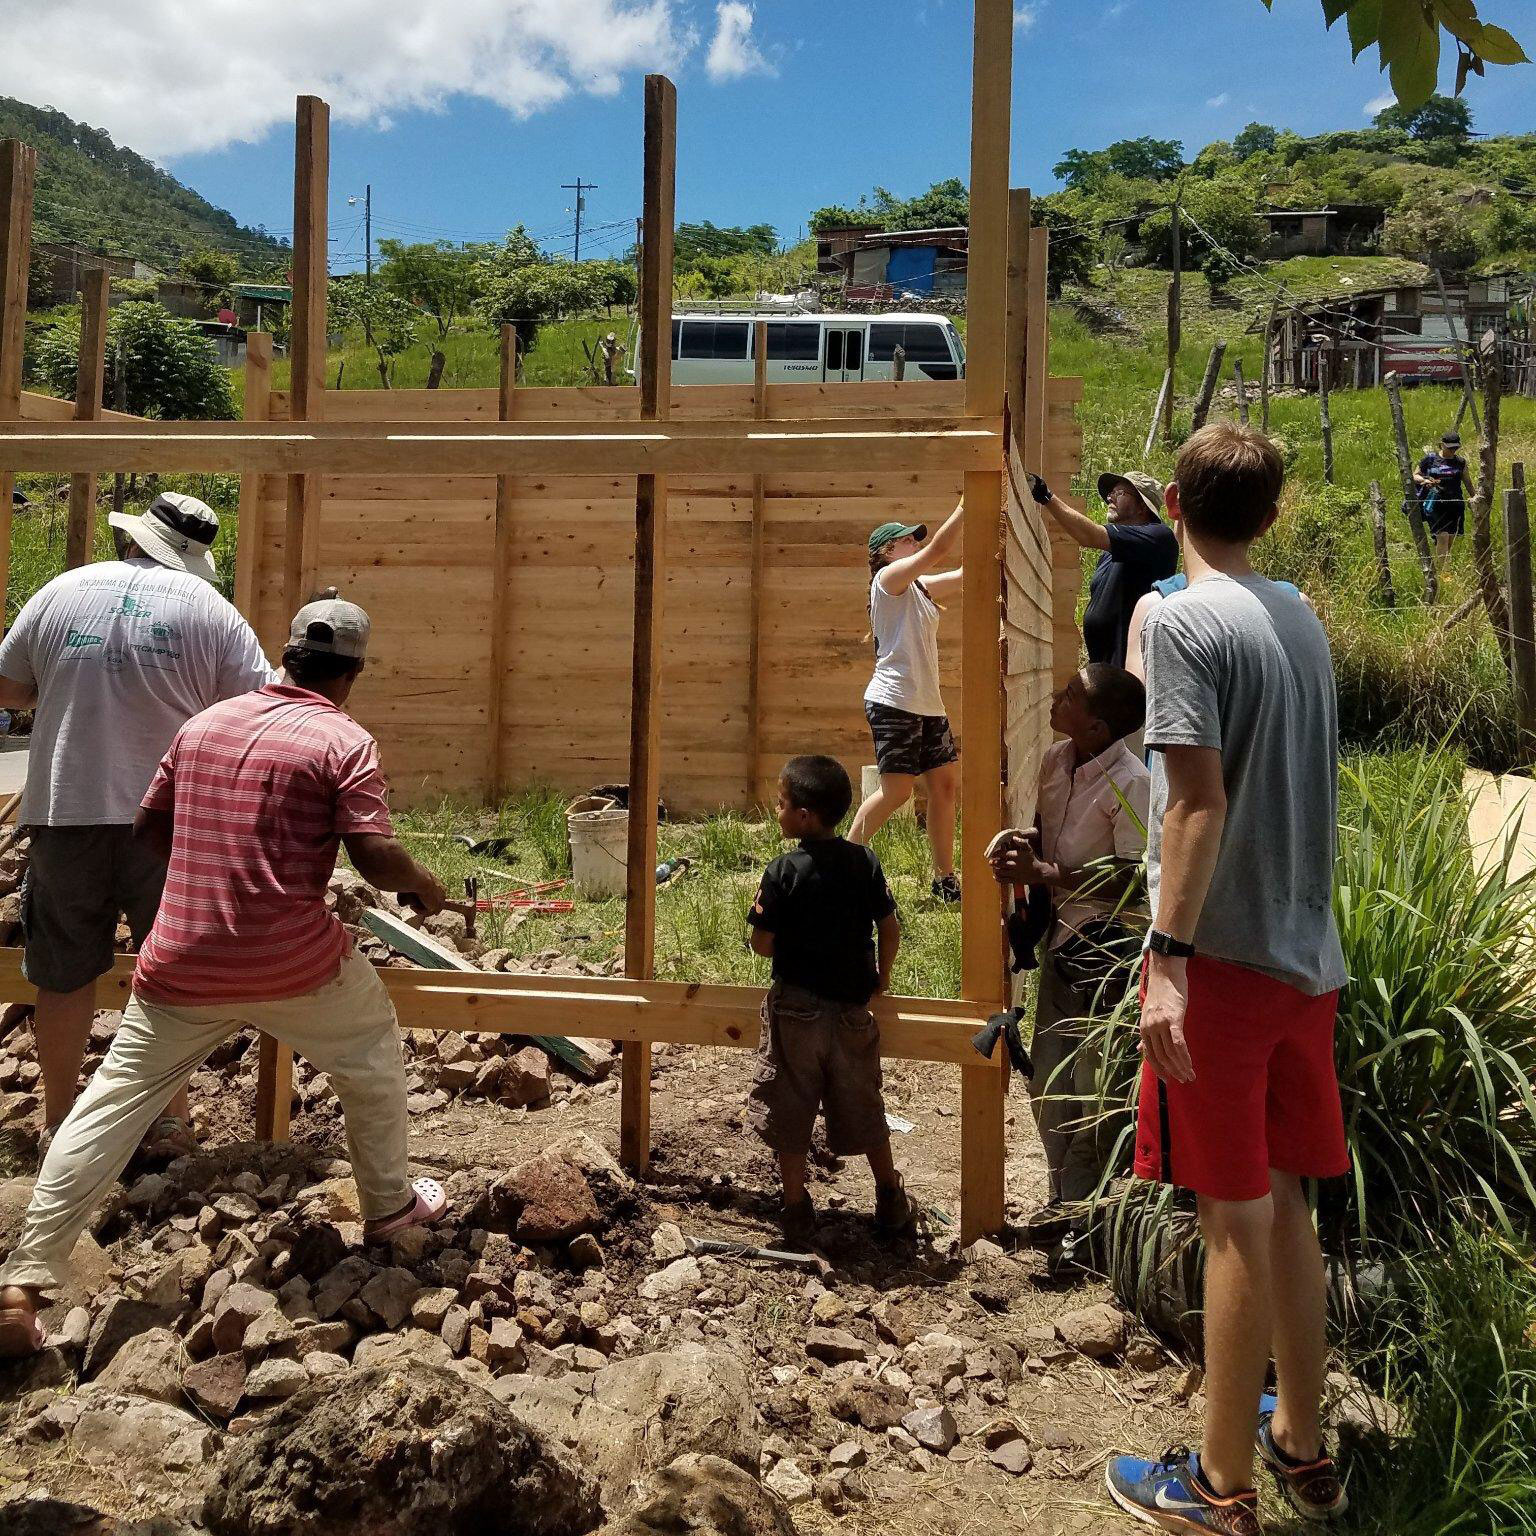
left=0, top=0, right=1081, bottom=1242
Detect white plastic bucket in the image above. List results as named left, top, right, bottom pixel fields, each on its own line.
left=566, top=795, right=630, bottom=899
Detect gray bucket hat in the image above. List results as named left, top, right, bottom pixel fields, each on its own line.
left=1097, top=469, right=1166, bottom=521
left=288, top=598, right=371, bottom=659
left=108, top=492, right=219, bottom=581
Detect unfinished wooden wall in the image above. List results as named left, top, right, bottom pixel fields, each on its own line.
left=242, top=377, right=1079, bottom=814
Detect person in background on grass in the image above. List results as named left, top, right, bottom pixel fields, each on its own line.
left=986, top=665, right=1148, bottom=1236
left=849, top=504, right=964, bottom=902
left=1106, top=424, right=1349, bottom=1533
left=1413, top=429, right=1471, bottom=574
left=0, top=493, right=272, bottom=1167
left=748, top=754, right=913, bottom=1249
left=1027, top=468, right=1178, bottom=669
left=0, top=599, right=450, bottom=1359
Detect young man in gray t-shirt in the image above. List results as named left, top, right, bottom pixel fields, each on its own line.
left=1107, top=425, right=1349, bottom=1533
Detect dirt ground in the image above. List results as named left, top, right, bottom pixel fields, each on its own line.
left=0, top=1015, right=1220, bottom=1536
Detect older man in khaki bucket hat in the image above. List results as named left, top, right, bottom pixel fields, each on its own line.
left=1024, top=465, right=1179, bottom=669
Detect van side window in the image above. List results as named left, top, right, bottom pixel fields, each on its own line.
left=671, top=319, right=681, bottom=360
left=680, top=321, right=750, bottom=360
left=845, top=329, right=863, bottom=371
left=826, top=330, right=845, bottom=372
left=869, top=323, right=954, bottom=363
left=760, top=322, right=820, bottom=361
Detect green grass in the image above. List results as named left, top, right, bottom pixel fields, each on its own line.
left=389, top=789, right=961, bottom=998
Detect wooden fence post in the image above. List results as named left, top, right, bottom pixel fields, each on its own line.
left=1232, top=358, right=1249, bottom=424
left=620, top=73, right=676, bottom=1177
left=1318, top=344, right=1334, bottom=485
left=1143, top=368, right=1172, bottom=461
left=1259, top=288, right=1281, bottom=433
left=65, top=267, right=110, bottom=569
left=1190, top=340, right=1226, bottom=433
left=1161, top=192, right=1181, bottom=444
left=959, top=0, right=1012, bottom=1246
left=1505, top=462, right=1534, bottom=757
left=489, top=326, right=517, bottom=802
left=232, top=332, right=272, bottom=623
left=1385, top=370, right=1438, bottom=603
left=746, top=320, right=767, bottom=806
left=1368, top=479, right=1395, bottom=609
left=260, top=93, right=328, bottom=1145
left=0, top=140, right=36, bottom=613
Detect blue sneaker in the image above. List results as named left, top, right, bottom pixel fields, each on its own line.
left=1106, top=1446, right=1262, bottom=1534
left=1256, top=1392, right=1348, bottom=1522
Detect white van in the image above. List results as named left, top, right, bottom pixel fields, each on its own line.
left=652, top=310, right=965, bottom=386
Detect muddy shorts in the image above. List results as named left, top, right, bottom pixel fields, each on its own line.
left=21, top=825, right=167, bottom=994
left=748, top=981, right=888, bottom=1157
left=864, top=700, right=959, bottom=778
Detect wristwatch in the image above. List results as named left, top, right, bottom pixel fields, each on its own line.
left=1147, top=930, right=1196, bottom=959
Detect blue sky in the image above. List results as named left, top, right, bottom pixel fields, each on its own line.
left=7, top=0, right=1533, bottom=268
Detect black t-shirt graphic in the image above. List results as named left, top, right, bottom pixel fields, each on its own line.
left=1081, top=519, right=1180, bottom=668
left=1417, top=452, right=1468, bottom=507
left=749, top=837, right=898, bottom=1005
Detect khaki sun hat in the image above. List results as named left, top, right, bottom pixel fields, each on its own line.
left=108, top=492, right=219, bottom=581
left=288, top=598, right=371, bottom=660
left=1097, top=469, right=1165, bottom=521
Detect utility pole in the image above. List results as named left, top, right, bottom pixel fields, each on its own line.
left=1162, top=186, right=1182, bottom=443
left=347, top=184, right=373, bottom=282
left=562, top=178, right=596, bottom=262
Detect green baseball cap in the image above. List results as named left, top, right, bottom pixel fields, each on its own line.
left=868, top=521, right=928, bottom=556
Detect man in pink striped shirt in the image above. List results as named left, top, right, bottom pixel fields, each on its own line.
left=1, top=600, right=449, bottom=1355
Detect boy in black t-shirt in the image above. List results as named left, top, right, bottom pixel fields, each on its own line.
left=747, top=755, right=912, bottom=1247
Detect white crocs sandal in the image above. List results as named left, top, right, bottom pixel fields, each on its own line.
left=364, top=1177, right=448, bottom=1241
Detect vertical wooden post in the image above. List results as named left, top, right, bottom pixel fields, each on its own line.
left=1385, top=371, right=1438, bottom=603
left=1318, top=343, right=1335, bottom=485
left=284, top=95, right=329, bottom=617
left=958, top=0, right=1011, bottom=1245
left=489, top=326, right=517, bottom=801
left=1004, top=189, right=1030, bottom=449
left=746, top=320, right=768, bottom=805
left=66, top=267, right=110, bottom=569
left=1259, top=289, right=1281, bottom=433
left=1509, top=464, right=1535, bottom=758
left=1368, top=480, right=1395, bottom=609
left=1433, top=268, right=1481, bottom=435
left=1161, top=192, right=1181, bottom=443
left=1232, top=359, right=1250, bottom=424
left=260, top=94, right=327, bottom=1145
left=1190, top=340, right=1227, bottom=434
left=232, top=332, right=272, bottom=621
left=0, top=140, right=36, bottom=612
left=620, top=73, right=676, bottom=1177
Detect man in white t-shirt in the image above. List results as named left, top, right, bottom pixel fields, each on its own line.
left=0, top=493, right=273, bottom=1160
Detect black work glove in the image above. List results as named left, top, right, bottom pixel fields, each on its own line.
left=1026, top=472, right=1052, bottom=506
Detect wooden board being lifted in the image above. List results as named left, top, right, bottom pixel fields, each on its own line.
left=361, top=906, right=601, bottom=1079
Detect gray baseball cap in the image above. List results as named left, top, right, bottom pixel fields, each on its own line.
left=288, top=598, right=371, bottom=659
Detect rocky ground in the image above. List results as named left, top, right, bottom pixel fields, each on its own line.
left=0, top=867, right=1222, bottom=1536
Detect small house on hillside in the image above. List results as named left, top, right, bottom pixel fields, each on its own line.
left=31, top=240, right=156, bottom=306
left=1262, top=204, right=1385, bottom=258
left=1261, top=270, right=1534, bottom=391
left=823, top=227, right=969, bottom=300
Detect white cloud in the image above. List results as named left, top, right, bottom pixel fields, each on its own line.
left=1014, top=4, right=1039, bottom=30
left=1207, top=92, right=1230, bottom=108
left=705, top=2, right=774, bottom=82
left=0, top=0, right=699, bottom=158
left=1364, top=92, right=1396, bottom=117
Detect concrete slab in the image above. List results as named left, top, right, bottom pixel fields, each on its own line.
left=1464, top=768, right=1536, bottom=883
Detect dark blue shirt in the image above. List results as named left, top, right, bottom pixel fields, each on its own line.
left=1082, top=519, right=1180, bottom=668
left=1418, top=452, right=1469, bottom=507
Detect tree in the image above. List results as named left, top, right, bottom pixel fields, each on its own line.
left=1257, top=1, right=1526, bottom=108
left=808, top=203, right=883, bottom=234
left=179, top=247, right=239, bottom=314
left=897, top=178, right=970, bottom=230
left=1233, top=122, right=1280, bottom=159
left=1054, top=137, right=1184, bottom=190
left=476, top=262, right=606, bottom=353
left=32, top=301, right=233, bottom=419
left=377, top=239, right=484, bottom=339
left=674, top=222, right=777, bottom=264
left=1382, top=192, right=1481, bottom=269
left=1373, top=92, right=1474, bottom=140
left=584, top=260, right=638, bottom=312
left=328, top=274, right=420, bottom=386
left=1140, top=178, right=1268, bottom=273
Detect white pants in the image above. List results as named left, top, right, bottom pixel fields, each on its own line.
left=0, top=951, right=412, bottom=1294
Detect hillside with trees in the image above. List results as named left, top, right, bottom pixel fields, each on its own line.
left=0, top=95, right=287, bottom=275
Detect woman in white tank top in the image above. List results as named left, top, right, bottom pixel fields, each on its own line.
left=848, top=501, right=965, bottom=900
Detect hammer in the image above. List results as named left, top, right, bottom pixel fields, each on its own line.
left=405, top=875, right=479, bottom=936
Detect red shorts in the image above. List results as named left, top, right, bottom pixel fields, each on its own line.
left=1134, top=955, right=1347, bottom=1202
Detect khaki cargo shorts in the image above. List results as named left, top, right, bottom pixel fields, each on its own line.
left=748, top=981, right=888, bottom=1157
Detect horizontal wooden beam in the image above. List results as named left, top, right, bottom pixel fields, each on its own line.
left=0, top=416, right=1003, bottom=478
left=0, top=949, right=999, bottom=1068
